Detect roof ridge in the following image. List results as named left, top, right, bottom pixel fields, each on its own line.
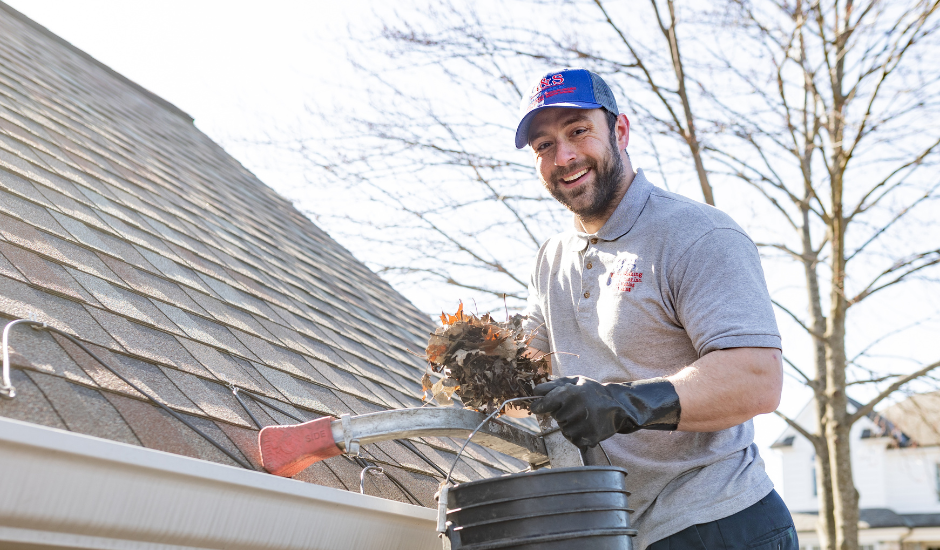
left=0, top=1, right=194, bottom=124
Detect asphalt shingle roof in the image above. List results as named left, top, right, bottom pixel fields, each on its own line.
left=882, top=391, right=940, bottom=447
left=0, top=2, right=526, bottom=507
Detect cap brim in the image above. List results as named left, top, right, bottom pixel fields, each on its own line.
left=514, top=101, right=604, bottom=149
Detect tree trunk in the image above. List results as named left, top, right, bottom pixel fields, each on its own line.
left=821, top=4, right=859, bottom=546
left=825, top=399, right=858, bottom=550
left=805, top=217, right=835, bottom=549
left=825, top=202, right=858, bottom=549
left=814, top=440, right=837, bottom=550
left=824, top=360, right=857, bottom=550
left=796, top=50, right=836, bottom=541
left=826, top=157, right=858, bottom=550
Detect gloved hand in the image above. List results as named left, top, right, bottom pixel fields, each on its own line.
left=530, top=376, right=681, bottom=449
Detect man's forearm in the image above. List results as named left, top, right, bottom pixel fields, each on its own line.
left=668, top=347, right=782, bottom=432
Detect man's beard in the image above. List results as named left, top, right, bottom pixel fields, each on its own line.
left=542, top=139, right=625, bottom=222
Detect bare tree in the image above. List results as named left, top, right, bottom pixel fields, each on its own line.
left=259, top=1, right=940, bottom=548
left=711, top=2, right=940, bottom=548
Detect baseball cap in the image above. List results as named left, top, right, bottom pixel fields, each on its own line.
left=515, top=68, right=619, bottom=149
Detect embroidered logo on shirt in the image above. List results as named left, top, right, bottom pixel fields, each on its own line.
left=607, top=255, right=643, bottom=292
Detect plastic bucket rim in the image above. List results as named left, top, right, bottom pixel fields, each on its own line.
left=450, top=465, right=628, bottom=491
left=448, top=488, right=631, bottom=514
left=447, top=465, right=630, bottom=508
left=452, top=505, right=636, bottom=530
left=449, top=527, right=639, bottom=550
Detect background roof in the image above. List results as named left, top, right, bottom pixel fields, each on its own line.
left=881, top=391, right=940, bottom=447
left=793, top=509, right=940, bottom=530
left=0, top=1, right=526, bottom=507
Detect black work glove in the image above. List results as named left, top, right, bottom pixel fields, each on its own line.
left=530, top=376, right=681, bottom=449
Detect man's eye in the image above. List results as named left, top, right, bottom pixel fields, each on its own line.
left=536, top=142, right=552, bottom=152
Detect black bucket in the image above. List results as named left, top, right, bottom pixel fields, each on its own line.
left=444, top=466, right=636, bottom=550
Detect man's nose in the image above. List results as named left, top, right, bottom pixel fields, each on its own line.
left=554, top=139, right=576, bottom=166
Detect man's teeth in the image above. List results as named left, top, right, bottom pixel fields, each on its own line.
left=563, top=169, right=588, bottom=183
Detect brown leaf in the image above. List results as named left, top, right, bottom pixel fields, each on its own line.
left=426, top=333, right=451, bottom=365
left=420, top=304, right=552, bottom=413
left=431, top=378, right=458, bottom=406
left=440, top=302, right=465, bottom=326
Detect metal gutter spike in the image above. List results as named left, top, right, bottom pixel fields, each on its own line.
left=259, top=408, right=551, bottom=477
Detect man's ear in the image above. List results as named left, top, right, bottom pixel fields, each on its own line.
left=616, top=114, right=631, bottom=151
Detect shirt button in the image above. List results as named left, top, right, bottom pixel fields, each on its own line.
left=584, top=291, right=590, bottom=298
left=586, top=262, right=593, bottom=269
left=590, top=238, right=599, bottom=244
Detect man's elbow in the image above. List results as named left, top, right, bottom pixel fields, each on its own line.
left=754, top=385, right=782, bottom=415
left=751, top=348, right=783, bottom=414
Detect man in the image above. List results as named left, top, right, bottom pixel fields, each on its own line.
left=517, top=68, right=797, bottom=550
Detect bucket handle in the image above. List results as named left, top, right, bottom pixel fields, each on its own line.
left=437, top=396, right=539, bottom=534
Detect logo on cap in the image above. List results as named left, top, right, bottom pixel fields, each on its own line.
left=529, top=74, right=576, bottom=107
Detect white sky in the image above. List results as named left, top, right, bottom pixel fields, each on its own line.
left=13, top=0, right=933, bottom=494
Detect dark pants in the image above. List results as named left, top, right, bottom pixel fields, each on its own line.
left=647, top=490, right=798, bottom=550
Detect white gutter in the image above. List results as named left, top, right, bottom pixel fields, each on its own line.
left=0, top=416, right=440, bottom=550
left=906, top=526, right=940, bottom=541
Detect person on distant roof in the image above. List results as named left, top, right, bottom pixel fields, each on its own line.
left=517, top=68, right=796, bottom=550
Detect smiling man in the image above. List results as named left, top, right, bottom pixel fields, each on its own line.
left=518, top=69, right=798, bottom=550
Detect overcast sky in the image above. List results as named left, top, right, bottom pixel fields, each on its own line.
left=6, top=2, right=358, bottom=145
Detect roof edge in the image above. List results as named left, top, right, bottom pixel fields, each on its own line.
left=0, top=416, right=439, bottom=550
left=772, top=396, right=915, bottom=447
left=0, top=1, right=195, bottom=124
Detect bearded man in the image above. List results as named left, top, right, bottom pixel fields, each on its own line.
left=518, top=68, right=798, bottom=550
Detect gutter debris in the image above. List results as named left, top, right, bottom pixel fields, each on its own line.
left=423, top=304, right=550, bottom=414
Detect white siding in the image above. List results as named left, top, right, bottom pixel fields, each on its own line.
left=780, top=434, right=820, bottom=512
left=777, top=415, right=887, bottom=512
left=777, top=400, right=822, bottom=512
left=775, top=411, right=940, bottom=513
left=884, top=446, right=940, bottom=513
left=852, top=417, right=889, bottom=509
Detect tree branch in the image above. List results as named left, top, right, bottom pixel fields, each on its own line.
left=772, top=298, right=826, bottom=340
left=774, top=410, right=821, bottom=446
left=850, top=358, right=940, bottom=424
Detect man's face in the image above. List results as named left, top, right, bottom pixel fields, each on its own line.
left=528, top=107, right=626, bottom=221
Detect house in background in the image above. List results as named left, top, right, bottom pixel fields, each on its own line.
left=0, top=3, right=530, bottom=549
left=773, top=393, right=940, bottom=550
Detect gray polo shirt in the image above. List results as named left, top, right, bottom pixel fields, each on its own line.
left=523, top=169, right=781, bottom=549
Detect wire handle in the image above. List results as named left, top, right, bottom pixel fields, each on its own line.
left=442, top=396, right=540, bottom=488
left=435, top=396, right=539, bottom=535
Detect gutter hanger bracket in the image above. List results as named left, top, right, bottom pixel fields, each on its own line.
left=341, top=413, right=361, bottom=457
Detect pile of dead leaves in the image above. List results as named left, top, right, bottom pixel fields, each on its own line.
left=421, top=303, right=550, bottom=414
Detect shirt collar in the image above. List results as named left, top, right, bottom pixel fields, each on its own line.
left=564, top=169, right=654, bottom=251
